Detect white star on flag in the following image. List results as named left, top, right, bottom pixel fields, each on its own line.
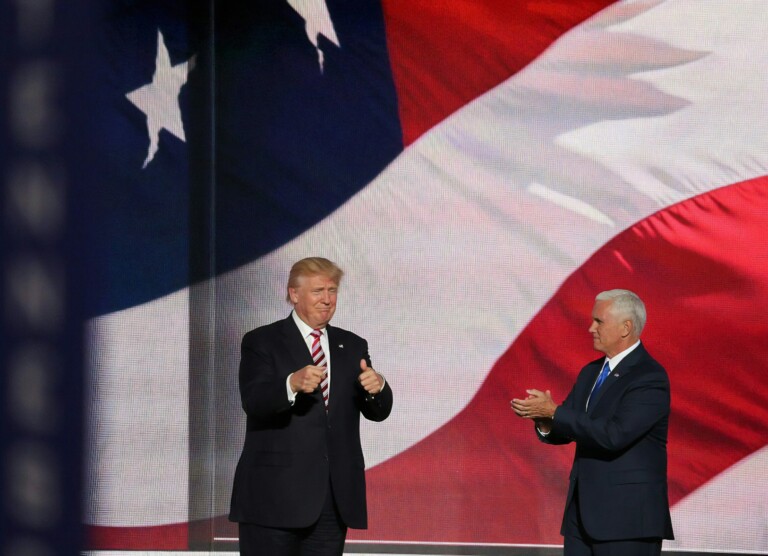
left=287, top=0, right=340, bottom=72
left=126, top=30, right=192, bottom=168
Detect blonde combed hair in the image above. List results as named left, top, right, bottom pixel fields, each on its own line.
left=285, top=257, right=344, bottom=302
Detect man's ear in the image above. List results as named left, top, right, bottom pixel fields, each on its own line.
left=622, top=319, right=633, bottom=338
left=288, top=287, right=298, bottom=304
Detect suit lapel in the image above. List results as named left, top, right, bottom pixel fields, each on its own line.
left=280, top=316, right=323, bottom=409
left=280, top=315, right=313, bottom=369
left=583, top=361, right=603, bottom=411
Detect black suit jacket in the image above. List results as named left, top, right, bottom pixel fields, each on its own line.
left=539, top=343, right=674, bottom=541
left=229, top=315, right=393, bottom=529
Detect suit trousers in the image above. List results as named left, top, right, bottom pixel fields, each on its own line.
left=563, top=487, right=662, bottom=556
left=238, top=480, right=347, bottom=556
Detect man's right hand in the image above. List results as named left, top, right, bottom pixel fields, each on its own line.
left=290, top=365, right=327, bottom=393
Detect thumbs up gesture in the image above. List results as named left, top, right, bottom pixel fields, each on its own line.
left=358, top=359, right=384, bottom=395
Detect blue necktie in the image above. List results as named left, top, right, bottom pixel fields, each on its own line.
left=593, top=360, right=611, bottom=394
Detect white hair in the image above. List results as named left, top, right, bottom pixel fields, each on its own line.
left=596, top=289, right=646, bottom=336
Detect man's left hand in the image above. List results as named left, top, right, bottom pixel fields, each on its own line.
left=359, top=359, right=384, bottom=395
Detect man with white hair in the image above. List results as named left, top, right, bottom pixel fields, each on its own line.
left=512, top=289, right=674, bottom=555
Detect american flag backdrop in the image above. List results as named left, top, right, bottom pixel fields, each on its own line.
left=84, top=0, right=768, bottom=552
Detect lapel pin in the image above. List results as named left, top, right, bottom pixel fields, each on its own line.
left=338, top=344, right=344, bottom=348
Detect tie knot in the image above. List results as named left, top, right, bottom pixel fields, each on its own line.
left=311, top=329, right=322, bottom=339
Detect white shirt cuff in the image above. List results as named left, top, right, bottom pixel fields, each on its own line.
left=286, top=373, right=297, bottom=405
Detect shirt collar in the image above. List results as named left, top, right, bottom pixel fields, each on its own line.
left=291, top=310, right=326, bottom=338
left=605, top=340, right=641, bottom=370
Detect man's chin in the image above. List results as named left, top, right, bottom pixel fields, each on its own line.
left=317, top=313, right=334, bottom=327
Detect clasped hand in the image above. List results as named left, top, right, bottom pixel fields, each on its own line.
left=291, top=365, right=326, bottom=394
left=510, top=389, right=557, bottom=420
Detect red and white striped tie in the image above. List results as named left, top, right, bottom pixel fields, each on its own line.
left=310, top=329, right=329, bottom=410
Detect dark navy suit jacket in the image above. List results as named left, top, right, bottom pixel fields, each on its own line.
left=229, top=315, right=393, bottom=529
left=539, top=343, right=674, bottom=541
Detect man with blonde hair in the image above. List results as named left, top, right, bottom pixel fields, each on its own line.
left=512, top=289, right=673, bottom=555
left=230, top=257, right=393, bottom=556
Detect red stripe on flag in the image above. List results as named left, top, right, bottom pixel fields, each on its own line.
left=87, top=522, right=188, bottom=550
left=381, top=0, right=617, bottom=145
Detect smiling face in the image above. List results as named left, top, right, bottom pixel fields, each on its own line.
left=589, top=298, right=634, bottom=358
left=288, top=273, right=338, bottom=330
